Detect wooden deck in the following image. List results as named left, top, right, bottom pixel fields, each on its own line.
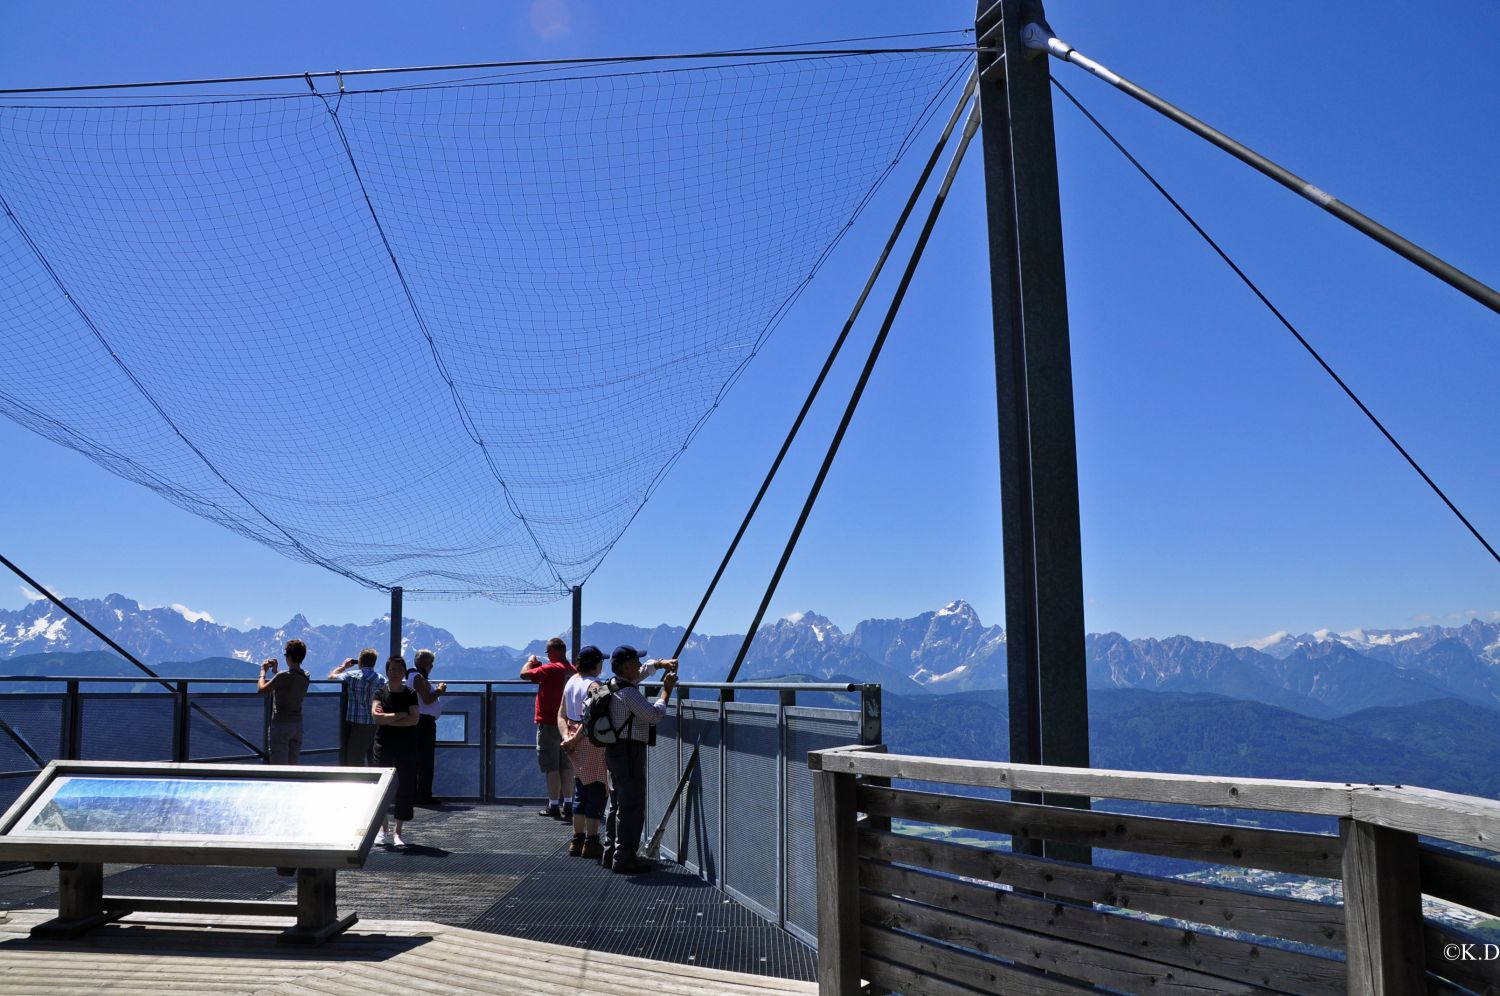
left=0, top=909, right=818, bottom=996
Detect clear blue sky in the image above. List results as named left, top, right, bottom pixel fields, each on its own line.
left=0, top=1, right=1495, bottom=650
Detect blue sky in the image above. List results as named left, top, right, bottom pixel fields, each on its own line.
left=0, top=0, right=1496, bottom=651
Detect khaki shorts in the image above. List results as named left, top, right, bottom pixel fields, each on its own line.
left=536, top=723, right=573, bottom=775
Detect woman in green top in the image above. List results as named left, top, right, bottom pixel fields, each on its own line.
left=258, top=639, right=311, bottom=765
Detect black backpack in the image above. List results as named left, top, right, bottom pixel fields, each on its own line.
left=582, top=677, right=632, bottom=747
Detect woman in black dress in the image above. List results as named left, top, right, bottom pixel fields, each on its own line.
left=372, top=655, right=420, bottom=847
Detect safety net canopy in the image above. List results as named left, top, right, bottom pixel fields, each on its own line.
left=0, top=51, right=968, bottom=600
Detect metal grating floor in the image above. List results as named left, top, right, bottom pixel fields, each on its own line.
left=0, top=802, right=816, bottom=981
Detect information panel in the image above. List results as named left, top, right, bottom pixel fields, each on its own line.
left=0, top=761, right=393, bottom=867
left=15, top=775, right=374, bottom=845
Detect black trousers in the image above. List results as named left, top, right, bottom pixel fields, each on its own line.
left=374, top=735, right=418, bottom=822
left=416, top=714, right=437, bottom=801
left=604, top=739, right=648, bottom=857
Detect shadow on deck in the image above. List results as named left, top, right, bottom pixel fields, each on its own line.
left=0, top=803, right=816, bottom=981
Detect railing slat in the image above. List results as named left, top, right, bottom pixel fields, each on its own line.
left=859, top=829, right=1345, bottom=948
left=861, top=954, right=1010, bottom=996
left=860, top=923, right=1093, bottom=996
left=859, top=784, right=1342, bottom=877
left=1422, top=921, right=1500, bottom=994
left=861, top=861, right=1348, bottom=995
left=1420, top=843, right=1500, bottom=920
left=816, top=748, right=1352, bottom=815
left=863, top=892, right=1276, bottom=994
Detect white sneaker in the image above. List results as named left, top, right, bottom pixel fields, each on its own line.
left=393, top=832, right=408, bottom=849
left=374, top=828, right=387, bottom=846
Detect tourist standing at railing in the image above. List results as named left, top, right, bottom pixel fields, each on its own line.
left=372, top=655, right=420, bottom=848
left=602, top=645, right=677, bottom=874
left=408, top=648, right=446, bottom=806
left=558, top=644, right=607, bottom=859
left=329, top=648, right=385, bottom=766
left=258, top=639, right=311, bottom=765
left=521, top=637, right=575, bottom=820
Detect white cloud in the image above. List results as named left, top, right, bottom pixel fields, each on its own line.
left=18, top=585, right=44, bottom=602
left=170, top=603, right=216, bottom=624
left=781, top=611, right=805, bottom=624
left=243, top=617, right=254, bottom=628
left=529, top=0, right=572, bottom=40
left=1238, top=630, right=1289, bottom=651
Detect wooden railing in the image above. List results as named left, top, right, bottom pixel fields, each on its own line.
left=810, top=745, right=1500, bottom=995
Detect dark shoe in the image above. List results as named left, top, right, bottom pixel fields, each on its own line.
left=561, top=801, right=573, bottom=819
left=581, top=835, right=603, bottom=860
left=600, top=846, right=615, bottom=869
left=568, top=833, right=586, bottom=857
left=539, top=804, right=560, bottom=818
left=611, top=854, right=654, bottom=875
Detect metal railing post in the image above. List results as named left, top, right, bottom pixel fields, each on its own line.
left=676, top=685, right=688, bottom=860
left=717, top=691, right=727, bottom=885
left=173, top=680, right=190, bottom=762
left=481, top=683, right=493, bottom=803
left=858, top=685, right=890, bottom=834
left=778, top=687, right=795, bottom=930
left=63, top=680, right=81, bottom=760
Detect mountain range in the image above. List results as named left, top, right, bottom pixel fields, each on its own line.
left=3, top=593, right=1499, bottom=718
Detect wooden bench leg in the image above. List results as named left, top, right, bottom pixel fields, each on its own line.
left=278, top=867, right=357, bottom=946
left=30, top=862, right=124, bottom=939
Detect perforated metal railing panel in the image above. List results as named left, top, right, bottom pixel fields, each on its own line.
left=80, top=692, right=174, bottom=760
left=0, top=803, right=816, bottom=980
left=784, top=706, right=863, bottom=944
left=187, top=692, right=264, bottom=760
left=723, top=703, right=780, bottom=920
left=677, top=701, right=720, bottom=880
left=645, top=710, right=680, bottom=859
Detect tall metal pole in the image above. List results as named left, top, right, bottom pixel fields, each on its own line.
left=389, top=586, right=403, bottom=662
left=570, top=585, right=582, bottom=663
left=977, top=0, right=1090, bottom=844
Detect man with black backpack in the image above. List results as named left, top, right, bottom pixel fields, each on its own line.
left=598, top=644, right=677, bottom=873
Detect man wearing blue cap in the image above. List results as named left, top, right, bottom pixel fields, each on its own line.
left=602, top=644, right=677, bottom=873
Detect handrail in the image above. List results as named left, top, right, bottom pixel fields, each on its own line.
left=0, top=674, right=861, bottom=690
left=810, top=746, right=1500, bottom=852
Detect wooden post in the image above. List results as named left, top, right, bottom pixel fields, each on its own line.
left=388, top=587, right=403, bottom=662
left=281, top=866, right=357, bottom=945
left=1341, top=818, right=1426, bottom=994
left=57, top=862, right=103, bottom=921
left=30, top=861, right=121, bottom=938
left=813, top=762, right=861, bottom=995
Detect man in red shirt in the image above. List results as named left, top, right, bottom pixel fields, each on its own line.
left=520, top=636, right=576, bottom=819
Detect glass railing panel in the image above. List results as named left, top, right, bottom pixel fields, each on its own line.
left=432, top=691, right=482, bottom=800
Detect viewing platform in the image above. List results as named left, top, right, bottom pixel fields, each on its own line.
left=0, top=802, right=817, bottom=994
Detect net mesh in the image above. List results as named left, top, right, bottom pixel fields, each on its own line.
left=0, top=54, right=966, bottom=600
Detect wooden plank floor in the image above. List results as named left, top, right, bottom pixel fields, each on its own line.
left=0, top=909, right=818, bottom=996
